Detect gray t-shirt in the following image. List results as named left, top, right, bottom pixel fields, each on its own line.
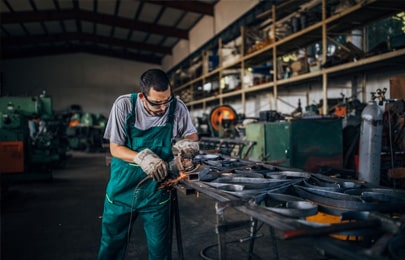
left=104, top=93, right=197, bottom=145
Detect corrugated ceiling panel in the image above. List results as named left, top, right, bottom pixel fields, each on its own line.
left=44, top=21, right=62, bottom=34
left=58, top=1, right=73, bottom=9
left=79, top=1, right=93, bottom=11
left=81, top=21, right=94, bottom=34
left=24, top=22, right=45, bottom=35
left=177, top=12, right=201, bottom=30
left=130, top=31, right=148, bottom=42
left=113, top=27, right=130, bottom=39
left=0, top=1, right=10, bottom=12
left=145, top=34, right=164, bottom=45
left=35, top=0, right=55, bottom=10
left=96, top=24, right=113, bottom=37
left=161, top=37, right=178, bottom=47
left=138, top=2, right=162, bottom=23
left=118, top=0, right=140, bottom=19
left=63, top=20, right=77, bottom=32
left=2, top=24, right=27, bottom=36
left=158, top=7, right=184, bottom=27
left=7, top=1, right=32, bottom=11
left=98, top=0, right=116, bottom=15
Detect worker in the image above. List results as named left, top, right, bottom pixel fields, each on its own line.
left=97, top=68, right=199, bottom=260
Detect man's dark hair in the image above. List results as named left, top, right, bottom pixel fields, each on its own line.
left=139, top=69, right=171, bottom=95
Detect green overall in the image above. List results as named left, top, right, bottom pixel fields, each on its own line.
left=98, top=94, right=177, bottom=260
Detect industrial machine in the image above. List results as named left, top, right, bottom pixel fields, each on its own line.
left=245, top=118, right=343, bottom=172
left=197, top=105, right=256, bottom=158
left=0, top=92, right=67, bottom=177
left=65, top=109, right=107, bottom=152
left=208, top=105, right=238, bottom=138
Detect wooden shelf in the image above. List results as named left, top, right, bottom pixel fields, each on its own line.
left=175, top=0, right=404, bottom=111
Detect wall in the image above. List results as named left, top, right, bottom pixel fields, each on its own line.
left=162, top=0, right=260, bottom=71
left=0, top=53, right=159, bottom=116
left=214, top=0, right=259, bottom=33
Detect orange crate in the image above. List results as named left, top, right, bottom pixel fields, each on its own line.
left=0, top=141, right=24, bottom=173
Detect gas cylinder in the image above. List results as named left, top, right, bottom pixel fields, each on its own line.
left=358, top=100, right=383, bottom=186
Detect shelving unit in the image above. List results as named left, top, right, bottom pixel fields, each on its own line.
left=171, top=0, right=405, bottom=115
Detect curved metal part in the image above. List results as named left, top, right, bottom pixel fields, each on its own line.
left=303, top=180, right=341, bottom=191
left=204, top=182, right=245, bottom=191
left=308, top=177, right=342, bottom=187
left=263, top=173, right=287, bottom=179
left=222, top=189, right=270, bottom=199
left=312, top=173, right=362, bottom=188
left=342, top=211, right=402, bottom=234
left=345, top=188, right=405, bottom=203
left=264, top=202, right=318, bottom=218
left=295, top=185, right=360, bottom=201
left=266, top=171, right=311, bottom=179
left=195, top=153, right=222, bottom=160
left=222, top=181, right=295, bottom=199
left=254, top=193, right=318, bottom=218
left=216, top=184, right=245, bottom=192
left=212, top=177, right=292, bottom=190
left=294, top=185, right=405, bottom=212
left=230, top=172, right=265, bottom=178
left=198, top=167, right=221, bottom=182
left=361, top=192, right=405, bottom=203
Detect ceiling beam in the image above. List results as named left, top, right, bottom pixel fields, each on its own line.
left=1, top=45, right=162, bottom=64
left=1, top=32, right=172, bottom=54
left=148, top=0, right=215, bottom=16
left=0, top=9, right=189, bottom=39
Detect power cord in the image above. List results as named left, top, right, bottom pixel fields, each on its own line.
left=127, top=175, right=152, bottom=245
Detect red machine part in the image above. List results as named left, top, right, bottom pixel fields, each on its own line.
left=209, top=105, right=237, bottom=132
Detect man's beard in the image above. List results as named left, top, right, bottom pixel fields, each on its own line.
left=144, top=101, right=167, bottom=117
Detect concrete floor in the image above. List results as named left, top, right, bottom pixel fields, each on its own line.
left=1, top=152, right=329, bottom=260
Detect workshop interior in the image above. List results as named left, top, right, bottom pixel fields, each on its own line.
left=1, top=0, right=405, bottom=259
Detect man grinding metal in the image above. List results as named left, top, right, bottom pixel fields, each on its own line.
left=97, top=68, right=199, bottom=260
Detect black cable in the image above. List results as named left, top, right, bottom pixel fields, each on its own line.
left=127, top=175, right=152, bottom=245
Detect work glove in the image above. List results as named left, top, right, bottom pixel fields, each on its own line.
left=133, top=148, right=168, bottom=182
left=172, top=139, right=200, bottom=173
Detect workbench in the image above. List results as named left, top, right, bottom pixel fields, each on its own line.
left=174, top=157, right=405, bottom=260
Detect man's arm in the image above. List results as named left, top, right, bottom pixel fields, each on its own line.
left=109, top=142, right=138, bottom=163
left=184, top=133, right=198, bottom=141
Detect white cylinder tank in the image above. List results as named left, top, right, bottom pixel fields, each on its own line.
left=358, top=100, right=383, bottom=186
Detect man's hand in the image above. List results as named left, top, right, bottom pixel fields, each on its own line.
left=172, top=139, right=200, bottom=173
left=172, top=139, right=200, bottom=158
left=133, top=148, right=168, bottom=182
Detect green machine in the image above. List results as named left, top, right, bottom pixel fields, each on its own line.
left=0, top=93, right=67, bottom=176
left=246, top=118, right=343, bottom=172
left=66, top=112, right=107, bottom=152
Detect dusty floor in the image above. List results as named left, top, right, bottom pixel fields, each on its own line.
left=1, top=152, right=329, bottom=260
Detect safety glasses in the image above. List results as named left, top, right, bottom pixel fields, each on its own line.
left=143, top=93, right=174, bottom=107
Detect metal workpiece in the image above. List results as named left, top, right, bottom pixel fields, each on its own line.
left=311, top=173, right=363, bottom=189
left=293, top=185, right=405, bottom=212
left=341, top=211, right=403, bottom=235
left=252, top=193, right=318, bottom=218
left=344, top=188, right=405, bottom=203
left=180, top=153, right=405, bottom=260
